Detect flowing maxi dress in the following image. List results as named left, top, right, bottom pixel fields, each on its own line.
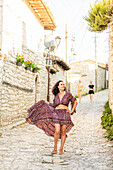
left=26, top=91, right=76, bottom=138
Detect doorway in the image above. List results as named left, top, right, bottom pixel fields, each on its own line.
left=35, top=75, right=40, bottom=103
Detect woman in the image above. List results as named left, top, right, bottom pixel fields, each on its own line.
left=76, top=80, right=83, bottom=103
left=88, top=81, right=94, bottom=102
left=26, top=80, right=77, bottom=155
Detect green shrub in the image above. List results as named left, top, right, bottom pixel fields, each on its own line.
left=106, top=125, right=113, bottom=140
left=103, top=107, right=112, bottom=115
left=82, top=93, right=88, bottom=96
left=101, top=101, right=113, bottom=141
left=75, top=95, right=78, bottom=98
left=104, top=101, right=109, bottom=109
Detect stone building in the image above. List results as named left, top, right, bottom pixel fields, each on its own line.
left=68, top=59, right=108, bottom=96
left=109, top=20, right=113, bottom=113
left=0, top=0, right=69, bottom=126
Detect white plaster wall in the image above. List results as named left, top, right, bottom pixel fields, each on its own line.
left=2, top=0, right=44, bottom=57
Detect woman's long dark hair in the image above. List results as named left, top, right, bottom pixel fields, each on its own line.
left=52, top=80, right=66, bottom=96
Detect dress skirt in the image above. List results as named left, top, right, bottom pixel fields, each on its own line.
left=89, top=90, right=94, bottom=94
left=26, top=100, right=74, bottom=138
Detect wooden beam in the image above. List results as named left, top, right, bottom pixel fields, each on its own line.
left=32, top=7, right=44, bottom=10
left=29, top=2, right=42, bottom=5
left=23, top=0, right=56, bottom=30
left=44, top=26, right=55, bottom=30
left=40, top=0, right=56, bottom=27
left=23, top=0, right=44, bottom=28
left=29, top=0, right=39, bottom=1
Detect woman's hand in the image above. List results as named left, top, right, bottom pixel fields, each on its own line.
left=70, top=100, right=77, bottom=115
left=68, top=110, right=74, bottom=115
left=44, top=100, right=49, bottom=105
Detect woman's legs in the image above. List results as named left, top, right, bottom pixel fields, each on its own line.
left=59, top=125, right=67, bottom=155
left=78, top=93, right=82, bottom=102
left=90, top=94, right=93, bottom=102
left=53, top=124, right=60, bottom=154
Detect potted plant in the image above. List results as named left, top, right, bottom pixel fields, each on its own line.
left=32, top=64, right=41, bottom=73
left=16, top=53, right=24, bottom=66
left=24, top=60, right=33, bottom=71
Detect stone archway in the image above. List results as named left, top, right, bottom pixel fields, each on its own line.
left=35, top=74, right=40, bottom=103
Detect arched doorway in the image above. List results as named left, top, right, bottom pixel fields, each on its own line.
left=35, top=74, right=40, bottom=103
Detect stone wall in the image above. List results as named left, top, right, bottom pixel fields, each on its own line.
left=0, top=59, right=48, bottom=126
left=109, top=20, right=113, bottom=113
left=0, top=0, right=3, bottom=50
left=97, top=66, right=106, bottom=90
left=0, top=58, right=3, bottom=126
left=0, top=0, right=48, bottom=126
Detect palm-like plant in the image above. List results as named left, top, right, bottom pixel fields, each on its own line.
left=84, top=0, right=113, bottom=32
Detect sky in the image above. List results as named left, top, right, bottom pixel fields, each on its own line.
left=44, top=0, right=109, bottom=64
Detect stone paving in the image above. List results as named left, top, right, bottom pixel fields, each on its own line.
left=0, top=89, right=113, bottom=170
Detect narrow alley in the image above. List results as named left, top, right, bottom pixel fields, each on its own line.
left=0, top=89, right=113, bottom=170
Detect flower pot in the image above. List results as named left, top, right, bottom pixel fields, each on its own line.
left=16, top=61, right=22, bottom=66
left=32, top=68, right=37, bottom=73
left=25, top=66, right=31, bottom=71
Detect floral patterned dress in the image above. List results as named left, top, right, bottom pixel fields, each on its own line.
left=26, top=91, right=76, bottom=138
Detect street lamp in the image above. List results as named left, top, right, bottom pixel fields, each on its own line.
left=55, top=36, right=61, bottom=56
left=44, top=42, right=55, bottom=102
left=54, top=36, right=61, bottom=65
left=46, top=43, right=51, bottom=102
left=55, top=36, right=61, bottom=48
left=46, top=57, right=52, bottom=66
left=44, top=35, right=61, bottom=102
left=44, top=48, right=53, bottom=67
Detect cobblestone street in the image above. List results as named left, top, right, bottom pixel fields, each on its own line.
left=0, top=89, right=113, bottom=170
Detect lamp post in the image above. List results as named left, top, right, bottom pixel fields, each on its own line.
left=45, top=36, right=61, bottom=102
left=55, top=36, right=61, bottom=51
left=47, top=43, right=51, bottom=102
left=55, top=36, right=61, bottom=59
left=45, top=42, right=54, bottom=102
left=54, top=36, right=61, bottom=66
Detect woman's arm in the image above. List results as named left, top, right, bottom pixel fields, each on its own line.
left=44, top=97, right=56, bottom=108
left=68, top=92, right=77, bottom=114
left=70, top=100, right=78, bottom=115
left=88, top=86, right=90, bottom=92
left=44, top=100, right=49, bottom=104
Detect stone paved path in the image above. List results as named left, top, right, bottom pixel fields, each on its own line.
left=0, top=89, right=113, bottom=170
